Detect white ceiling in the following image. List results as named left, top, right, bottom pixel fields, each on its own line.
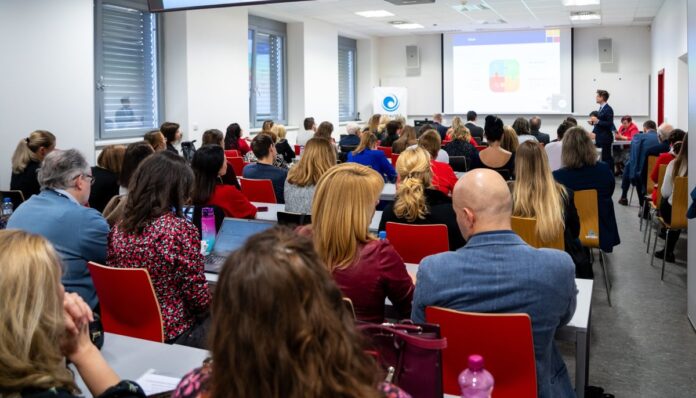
left=248, top=0, right=665, bottom=37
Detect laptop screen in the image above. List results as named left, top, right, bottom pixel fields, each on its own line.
left=211, top=218, right=275, bottom=256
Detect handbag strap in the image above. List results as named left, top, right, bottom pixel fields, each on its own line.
left=358, top=324, right=447, bottom=350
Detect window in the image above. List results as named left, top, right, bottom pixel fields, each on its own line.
left=249, top=16, right=286, bottom=128
left=95, top=0, right=162, bottom=139
left=338, top=37, right=357, bottom=122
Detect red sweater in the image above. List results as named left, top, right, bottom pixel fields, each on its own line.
left=650, top=152, right=675, bottom=204
left=208, top=184, right=257, bottom=219
left=430, top=160, right=458, bottom=196
left=236, top=138, right=251, bottom=156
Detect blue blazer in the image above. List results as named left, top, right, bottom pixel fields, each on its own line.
left=593, top=103, right=616, bottom=145
left=347, top=149, right=396, bottom=182
left=627, top=130, right=659, bottom=180
left=7, top=190, right=109, bottom=309
left=412, top=231, right=577, bottom=398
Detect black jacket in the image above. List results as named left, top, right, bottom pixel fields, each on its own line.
left=465, top=122, right=484, bottom=140
left=10, top=160, right=41, bottom=200
left=531, top=129, right=551, bottom=145
left=88, top=166, right=120, bottom=213
left=275, top=139, right=296, bottom=163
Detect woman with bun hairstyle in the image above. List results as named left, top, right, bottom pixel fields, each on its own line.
left=10, top=130, right=56, bottom=199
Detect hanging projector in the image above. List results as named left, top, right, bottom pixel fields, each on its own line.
left=384, top=0, right=436, bottom=5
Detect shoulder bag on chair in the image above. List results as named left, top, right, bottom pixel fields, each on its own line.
left=358, top=322, right=446, bottom=398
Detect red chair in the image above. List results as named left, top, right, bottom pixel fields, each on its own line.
left=385, top=222, right=449, bottom=263
left=377, top=146, right=392, bottom=158
left=224, top=149, right=240, bottom=158
left=294, top=145, right=302, bottom=155
left=239, top=178, right=277, bottom=203
left=227, top=156, right=245, bottom=176
left=88, top=262, right=164, bottom=342
left=391, top=153, right=400, bottom=167
left=475, top=145, right=487, bottom=152
left=425, top=307, right=537, bottom=398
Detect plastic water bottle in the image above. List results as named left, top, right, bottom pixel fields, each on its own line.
left=459, top=354, right=494, bottom=398
left=378, top=231, right=387, bottom=240
left=201, top=207, right=216, bottom=255
left=1, top=198, right=13, bottom=217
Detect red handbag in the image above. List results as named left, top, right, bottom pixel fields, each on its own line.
left=359, top=322, right=447, bottom=398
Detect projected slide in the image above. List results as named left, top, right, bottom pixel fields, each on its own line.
left=443, top=29, right=572, bottom=114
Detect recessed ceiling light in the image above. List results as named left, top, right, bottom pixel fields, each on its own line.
left=355, top=10, right=394, bottom=18
left=393, top=23, right=424, bottom=29
left=570, top=12, right=601, bottom=21
left=563, top=0, right=600, bottom=5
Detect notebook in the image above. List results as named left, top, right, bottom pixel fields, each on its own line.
left=203, top=218, right=275, bottom=273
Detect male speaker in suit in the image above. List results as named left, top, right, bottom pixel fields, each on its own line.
left=589, top=89, right=616, bottom=172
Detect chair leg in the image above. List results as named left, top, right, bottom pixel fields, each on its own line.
left=646, top=211, right=654, bottom=253
left=599, top=250, right=611, bottom=306
left=661, top=230, right=670, bottom=281
left=639, top=200, right=644, bottom=232
left=629, top=186, right=634, bottom=206
left=650, top=227, right=660, bottom=267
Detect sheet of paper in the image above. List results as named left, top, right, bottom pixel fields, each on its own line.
left=136, top=369, right=182, bottom=396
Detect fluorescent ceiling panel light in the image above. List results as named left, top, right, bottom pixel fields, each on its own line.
left=563, top=0, right=600, bottom=5
left=393, top=23, right=424, bottom=29
left=570, top=13, right=601, bottom=21
left=355, top=10, right=394, bottom=18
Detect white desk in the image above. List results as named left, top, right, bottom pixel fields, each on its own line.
left=381, top=183, right=396, bottom=201
left=252, top=202, right=382, bottom=233
left=73, top=333, right=208, bottom=397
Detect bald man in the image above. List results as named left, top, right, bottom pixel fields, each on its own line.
left=411, top=169, right=577, bottom=398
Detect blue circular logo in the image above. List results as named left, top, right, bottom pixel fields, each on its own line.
left=382, top=95, right=400, bottom=112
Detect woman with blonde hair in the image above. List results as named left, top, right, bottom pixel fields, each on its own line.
left=392, top=125, right=417, bottom=154
left=88, top=145, right=126, bottom=213
left=367, top=114, right=381, bottom=135
left=513, top=142, right=590, bottom=278
left=272, top=124, right=296, bottom=163
left=501, top=125, right=520, bottom=153
left=10, top=130, right=56, bottom=199
left=444, top=116, right=464, bottom=140
left=379, top=147, right=466, bottom=250
left=0, top=230, right=145, bottom=398
left=298, top=163, right=414, bottom=323
left=284, top=138, right=336, bottom=214
left=377, top=114, right=391, bottom=135
left=443, top=125, right=479, bottom=165
left=348, top=132, right=396, bottom=182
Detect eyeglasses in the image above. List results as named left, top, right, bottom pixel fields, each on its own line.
left=82, top=174, right=95, bottom=186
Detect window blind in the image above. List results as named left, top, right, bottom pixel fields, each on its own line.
left=338, top=37, right=357, bottom=122
left=249, top=16, right=286, bottom=128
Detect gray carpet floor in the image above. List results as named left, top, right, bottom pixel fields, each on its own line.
left=558, top=182, right=695, bottom=397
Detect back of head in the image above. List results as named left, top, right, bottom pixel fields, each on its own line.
left=513, top=141, right=566, bottom=242
left=144, top=130, right=166, bottom=151
left=0, top=230, right=76, bottom=394
left=561, top=127, right=597, bottom=169
left=657, top=123, right=674, bottom=142
left=466, top=111, right=477, bottom=122
left=261, top=120, right=274, bottom=133
left=529, top=116, right=541, bottom=131
left=12, top=130, right=56, bottom=174
left=272, top=124, right=287, bottom=139
left=119, top=141, right=155, bottom=188
left=557, top=121, right=573, bottom=140
left=316, top=122, right=334, bottom=140
left=38, top=149, right=89, bottom=190
left=450, top=116, right=464, bottom=131
left=512, top=117, right=530, bottom=135
left=202, top=129, right=224, bottom=146
left=97, top=145, right=126, bottom=174
left=501, top=126, right=519, bottom=153
left=353, top=132, right=378, bottom=155
left=671, top=134, right=688, bottom=184
left=160, top=122, right=180, bottom=144
left=191, top=145, right=225, bottom=205
left=451, top=125, right=472, bottom=142
left=121, top=151, right=193, bottom=234
left=483, top=115, right=504, bottom=142
left=565, top=116, right=578, bottom=126
left=304, top=117, right=316, bottom=131
left=345, top=123, right=360, bottom=136
left=210, top=226, right=380, bottom=398
left=643, top=120, right=657, bottom=131
left=453, top=169, right=512, bottom=234
left=287, top=138, right=337, bottom=187
left=224, top=123, right=242, bottom=150
left=394, top=147, right=432, bottom=222
left=251, top=133, right=274, bottom=159
left=417, top=124, right=434, bottom=138
left=311, top=163, right=384, bottom=270
left=386, top=120, right=401, bottom=137
left=433, top=113, right=443, bottom=123
left=368, top=114, right=381, bottom=133
left=418, top=130, right=441, bottom=159
left=669, top=129, right=687, bottom=152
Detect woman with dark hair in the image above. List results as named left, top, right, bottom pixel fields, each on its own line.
left=107, top=152, right=211, bottom=348
left=89, top=145, right=126, bottom=212
left=172, top=226, right=410, bottom=398
left=201, top=129, right=240, bottom=190
left=471, top=115, right=515, bottom=178
left=224, top=123, right=251, bottom=156
left=191, top=145, right=256, bottom=219
left=512, top=117, right=538, bottom=144
left=161, top=122, right=182, bottom=155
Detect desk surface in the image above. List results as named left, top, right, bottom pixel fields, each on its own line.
left=252, top=202, right=382, bottom=233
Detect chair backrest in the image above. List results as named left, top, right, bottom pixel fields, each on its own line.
left=425, top=307, right=537, bottom=397
left=227, top=156, right=245, bottom=176
left=670, top=176, right=689, bottom=229
left=510, top=216, right=564, bottom=250
left=655, top=164, right=667, bottom=209
left=390, top=153, right=400, bottom=167
left=239, top=178, right=277, bottom=203
left=573, top=189, right=600, bottom=248
left=449, top=156, right=468, bottom=172
left=87, top=262, right=164, bottom=342
left=0, top=190, right=25, bottom=210
left=646, top=155, right=658, bottom=194
left=377, top=146, right=393, bottom=158
left=385, top=222, right=449, bottom=263
left=277, top=211, right=312, bottom=226
left=224, top=149, right=240, bottom=158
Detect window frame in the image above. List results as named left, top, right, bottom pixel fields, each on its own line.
left=94, top=0, right=164, bottom=140
left=248, top=15, right=288, bottom=128
left=338, top=36, right=358, bottom=122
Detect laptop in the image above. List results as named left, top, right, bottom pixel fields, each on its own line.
left=203, top=218, right=275, bottom=273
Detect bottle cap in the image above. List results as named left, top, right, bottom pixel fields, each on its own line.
left=378, top=231, right=387, bottom=239
left=468, top=354, right=484, bottom=371
left=3, top=198, right=11, bottom=203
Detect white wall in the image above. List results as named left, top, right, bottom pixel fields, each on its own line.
left=0, top=0, right=95, bottom=190
left=357, top=38, right=380, bottom=122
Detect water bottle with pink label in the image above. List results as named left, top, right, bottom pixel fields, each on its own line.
left=201, top=207, right=216, bottom=255
left=459, top=354, right=494, bottom=398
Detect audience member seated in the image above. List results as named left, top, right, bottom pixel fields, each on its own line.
left=102, top=141, right=155, bottom=227
left=348, top=132, right=397, bottom=183
left=411, top=169, right=577, bottom=398
left=444, top=116, right=463, bottom=141
left=419, top=131, right=457, bottom=196
left=465, top=110, right=484, bottom=141
left=10, top=129, right=56, bottom=200
left=644, top=123, right=675, bottom=170
left=471, top=115, right=516, bottom=178
left=616, top=115, right=639, bottom=141
left=649, top=130, right=686, bottom=205
left=284, top=138, right=336, bottom=214
left=243, top=134, right=289, bottom=203
left=243, top=130, right=290, bottom=170
left=545, top=121, right=574, bottom=172
left=191, top=145, right=256, bottom=219
left=512, top=117, right=538, bottom=144
left=0, top=230, right=146, bottom=398
left=339, top=122, right=362, bottom=147
left=553, top=127, right=621, bottom=253
left=367, top=113, right=382, bottom=135
left=618, top=120, right=659, bottom=206
left=566, top=116, right=578, bottom=126
left=501, top=125, right=520, bottom=153
left=432, top=113, right=449, bottom=140
left=414, top=125, right=450, bottom=163
left=223, top=122, right=251, bottom=156
left=107, top=152, right=211, bottom=348
left=529, top=116, right=551, bottom=145
left=161, top=122, right=182, bottom=155
left=261, top=119, right=274, bottom=135
left=8, top=149, right=109, bottom=309
left=297, top=117, right=316, bottom=146
left=443, top=124, right=479, bottom=166
left=144, top=129, right=167, bottom=152
left=273, top=124, right=296, bottom=163
left=380, top=120, right=401, bottom=148
left=377, top=114, right=390, bottom=136
left=88, top=145, right=125, bottom=213
left=655, top=134, right=688, bottom=263
left=314, top=121, right=339, bottom=151
left=392, top=125, right=418, bottom=154
left=172, top=226, right=410, bottom=398
left=613, top=115, right=642, bottom=177
left=201, top=129, right=240, bottom=189
left=379, top=147, right=466, bottom=250
left=513, top=142, right=591, bottom=278
left=298, top=163, right=414, bottom=323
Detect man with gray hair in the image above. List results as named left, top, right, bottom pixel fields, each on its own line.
left=8, top=149, right=109, bottom=309
left=339, top=122, right=361, bottom=147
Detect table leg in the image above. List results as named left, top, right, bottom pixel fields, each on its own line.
left=575, top=328, right=589, bottom=398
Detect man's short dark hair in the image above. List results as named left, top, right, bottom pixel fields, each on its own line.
left=160, top=122, right=180, bottom=143
left=386, top=120, right=402, bottom=136
left=596, top=90, right=609, bottom=101
left=565, top=116, right=578, bottom=126
left=417, top=124, right=434, bottom=138
left=466, top=111, right=477, bottom=121
left=251, top=133, right=274, bottom=159
left=589, top=111, right=599, bottom=118
left=529, top=116, right=542, bottom=131
left=557, top=121, right=573, bottom=140
left=643, top=120, right=657, bottom=131
left=303, top=117, right=315, bottom=130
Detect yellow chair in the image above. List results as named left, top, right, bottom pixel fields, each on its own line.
left=645, top=164, right=667, bottom=251
left=651, top=177, right=689, bottom=280
left=634, top=155, right=657, bottom=210
left=510, top=216, right=565, bottom=250
left=574, top=189, right=611, bottom=306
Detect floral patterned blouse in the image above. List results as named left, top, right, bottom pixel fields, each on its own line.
left=20, top=381, right=144, bottom=398
left=107, top=212, right=211, bottom=341
left=172, top=362, right=412, bottom=398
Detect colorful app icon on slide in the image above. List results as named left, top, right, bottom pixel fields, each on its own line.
left=489, top=60, right=520, bottom=92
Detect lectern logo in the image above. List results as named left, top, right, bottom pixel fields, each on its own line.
left=382, top=95, right=400, bottom=112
